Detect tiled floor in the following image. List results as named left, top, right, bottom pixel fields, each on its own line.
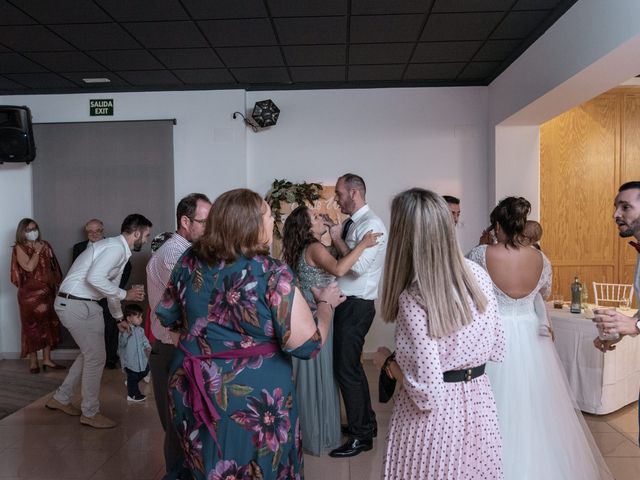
left=0, top=359, right=638, bottom=479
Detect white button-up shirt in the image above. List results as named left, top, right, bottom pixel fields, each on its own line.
left=59, top=235, right=131, bottom=319
left=337, top=204, right=387, bottom=300
left=146, top=232, right=191, bottom=345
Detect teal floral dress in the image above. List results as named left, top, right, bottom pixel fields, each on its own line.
left=156, top=250, right=322, bottom=480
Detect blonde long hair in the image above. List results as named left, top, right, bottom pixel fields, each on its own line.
left=381, top=188, right=487, bottom=337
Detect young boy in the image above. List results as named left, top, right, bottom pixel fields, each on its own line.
left=118, top=304, right=151, bottom=402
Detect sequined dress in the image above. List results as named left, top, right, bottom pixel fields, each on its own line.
left=292, top=246, right=341, bottom=456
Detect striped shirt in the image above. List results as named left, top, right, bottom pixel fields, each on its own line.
left=146, top=232, right=190, bottom=344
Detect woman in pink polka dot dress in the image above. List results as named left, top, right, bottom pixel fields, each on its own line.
left=378, top=189, right=505, bottom=480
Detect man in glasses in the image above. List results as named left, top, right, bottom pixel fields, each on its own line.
left=146, top=192, right=211, bottom=480
left=73, top=218, right=131, bottom=369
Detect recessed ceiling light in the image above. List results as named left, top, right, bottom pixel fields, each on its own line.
left=82, top=78, right=111, bottom=84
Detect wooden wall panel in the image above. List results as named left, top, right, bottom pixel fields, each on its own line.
left=541, top=94, right=619, bottom=299
left=620, top=93, right=640, bottom=279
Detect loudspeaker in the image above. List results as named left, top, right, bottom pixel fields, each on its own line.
left=0, top=106, right=36, bottom=164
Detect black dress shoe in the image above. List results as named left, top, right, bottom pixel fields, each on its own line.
left=341, top=424, right=378, bottom=438
left=329, top=437, right=373, bottom=458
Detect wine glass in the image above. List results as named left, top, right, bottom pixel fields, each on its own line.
left=618, top=296, right=631, bottom=310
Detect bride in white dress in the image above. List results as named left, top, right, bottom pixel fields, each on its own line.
left=467, top=196, right=612, bottom=480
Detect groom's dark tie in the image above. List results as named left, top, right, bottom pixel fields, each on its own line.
left=629, top=241, right=640, bottom=253
left=341, top=219, right=354, bottom=240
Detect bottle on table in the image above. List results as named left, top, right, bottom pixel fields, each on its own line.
left=570, top=276, right=582, bottom=314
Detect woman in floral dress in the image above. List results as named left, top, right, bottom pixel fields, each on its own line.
left=156, top=189, right=344, bottom=480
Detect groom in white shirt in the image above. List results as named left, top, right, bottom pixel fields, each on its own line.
left=46, top=214, right=152, bottom=429
left=328, top=173, right=387, bottom=458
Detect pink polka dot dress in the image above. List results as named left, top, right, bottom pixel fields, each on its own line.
left=383, top=260, right=505, bottom=480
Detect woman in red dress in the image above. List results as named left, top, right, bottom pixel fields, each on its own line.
left=10, top=218, right=65, bottom=373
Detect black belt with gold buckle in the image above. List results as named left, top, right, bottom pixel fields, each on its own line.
left=443, top=364, right=486, bottom=383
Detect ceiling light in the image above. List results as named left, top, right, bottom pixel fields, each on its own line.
left=82, top=78, right=111, bottom=84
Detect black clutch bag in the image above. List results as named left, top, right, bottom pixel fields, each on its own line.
left=378, top=352, right=396, bottom=403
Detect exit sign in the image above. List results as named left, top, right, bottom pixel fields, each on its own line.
left=90, top=99, right=113, bottom=116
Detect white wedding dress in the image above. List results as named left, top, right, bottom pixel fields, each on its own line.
left=468, top=245, right=613, bottom=480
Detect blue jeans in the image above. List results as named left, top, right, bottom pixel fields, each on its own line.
left=125, top=365, right=149, bottom=397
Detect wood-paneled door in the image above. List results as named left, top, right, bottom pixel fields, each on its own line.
left=541, top=89, right=639, bottom=303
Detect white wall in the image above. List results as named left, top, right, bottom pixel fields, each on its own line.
left=0, top=90, right=247, bottom=357
left=246, top=87, right=489, bottom=352
left=0, top=86, right=489, bottom=356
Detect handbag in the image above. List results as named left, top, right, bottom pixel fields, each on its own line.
left=378, top=352, right=396, bottom=403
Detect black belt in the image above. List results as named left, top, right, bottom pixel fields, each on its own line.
left=443, top=364, right=486, bottom=383
left=58, top=292, right=98, bottom=303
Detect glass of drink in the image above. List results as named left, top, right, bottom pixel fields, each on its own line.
left=593, top=308, right=620, bottom=342
left=619, top=297, right=631, bottom=310
left=552, top=294, right=564, bottom=309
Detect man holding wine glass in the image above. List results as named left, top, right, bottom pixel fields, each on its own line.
left=593, top=181, right=640, bottom=444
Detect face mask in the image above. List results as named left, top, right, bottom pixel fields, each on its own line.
left=25, top=230, right=39, bottom=241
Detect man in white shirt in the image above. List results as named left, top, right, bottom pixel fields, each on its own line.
left=146, top=193, right=211, bottom=479
left=46, top=214, right=152, bottom=429
left=328, top=173, right=387, bottom=458
left=593, top=181, right=640, bottom=444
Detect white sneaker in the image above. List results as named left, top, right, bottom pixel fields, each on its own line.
left=127, top=394, right=146, bottom=402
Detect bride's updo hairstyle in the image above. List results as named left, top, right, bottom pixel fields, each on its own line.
left=489, top=196, right=531, bottom=248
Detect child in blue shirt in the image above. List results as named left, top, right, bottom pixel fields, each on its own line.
left=118, top=304, right=151, bottom=402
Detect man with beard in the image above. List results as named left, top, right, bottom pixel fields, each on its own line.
left=328, top=173, right=387, bottom=458
left=73, top=218, right=132, bottom=369
left=146, top=193, right=211, bottom=480
left=46, top=214, right=152, bottom=429
left=593, top=181, right=640, bottom=443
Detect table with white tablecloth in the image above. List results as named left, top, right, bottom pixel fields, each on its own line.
left=547, top=304, right=640, bottom=414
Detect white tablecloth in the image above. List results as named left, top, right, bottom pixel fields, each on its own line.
left=548, top=304, right=640, bottom=414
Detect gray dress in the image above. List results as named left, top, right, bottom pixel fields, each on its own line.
left=292, top=246, right=341, bottom=455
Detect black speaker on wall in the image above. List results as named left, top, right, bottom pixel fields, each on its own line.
left=0, top=106, right=36, bottom=164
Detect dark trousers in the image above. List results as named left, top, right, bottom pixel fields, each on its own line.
left=125, top=365, right=150, bottom=397
left=333, top=296, right=377, bottom=440
left=149, top=340, right=184, bottom=477
left=98, top=298, right=119, bottom=365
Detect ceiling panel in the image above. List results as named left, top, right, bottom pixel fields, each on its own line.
left=412, top=41, right=482, bottom=63
left=290, top=66, right=345, bottom=82
left=405, top=62, right=466, bottom=80
left=89, top=50, right=164, bottom=71
left=432, top=0, right=515, bottom=13
left=349, top=43, right=413, bottom=65
left=96, top=0, right=190, bottom=22
left=16, top=0, right=112, bottom=24
left=0, top=0, right=578, bottom=93
left=0, top=25, right=73, bottom=51
left=23, top=51, right=107, bottom=72
left=173, top=69, right=236, bottom=84
left=51, top=23, right=140, bottom=50
left=0, top=1, right=38, bottom=25
left=231, top=67, right=291, bottom=84
left=217, top=46, right=284, bottom=67
left=351, top=0, right=433, bottom=15
left=348, top=65, right=405, bottom=81
left=274, top=17, right=347, bottom=45
left=267, top=0, right=347, bottom=17
left=0, top=53, right=47, bottom=73
left=117, top=70, right=182, bottom=86
left=198, top=19, right=277, bottom=47
left=124, top=21, right=208, bottom=49
left=282, top=45, right=346, bottom=66
left=350, top=15, right=424, bottom=43
left=150, top=48, right=223, bottom=69
left=181, top=0, right=268, bottom=19
left=422, top=13, right=504, bottom=41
